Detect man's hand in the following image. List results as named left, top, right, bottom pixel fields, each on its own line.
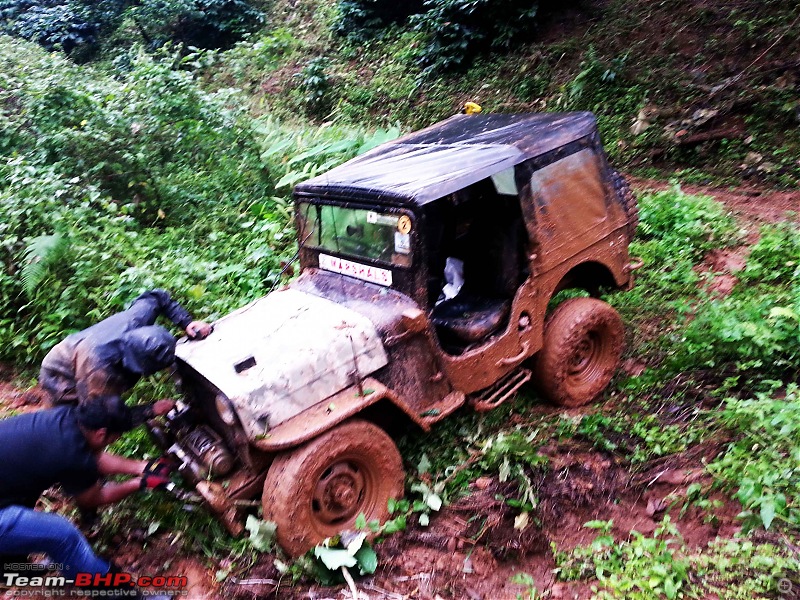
left=152, top=399, right=176, bottom=416
left=140, top=474, right=171, bottom=491
left=186, top=320, right=212, bottom=340
left=143, top=456, right=178, bottom=477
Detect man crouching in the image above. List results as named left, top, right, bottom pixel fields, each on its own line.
left=0, top=398, right=171, bottom=584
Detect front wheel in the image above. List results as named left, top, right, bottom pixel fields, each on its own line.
left=534, top=297, right=624, bottom=407
left=262, top=419, right=405, bottom=556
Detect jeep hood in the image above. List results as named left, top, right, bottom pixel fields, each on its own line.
left=175, top=289, right=388, bottom=440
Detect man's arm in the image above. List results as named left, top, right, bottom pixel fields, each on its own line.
left=96, top=452, right=147, bottom=476
left=130, top=290, right=212, bottom=340
left=73, top=479, right=142, bottom=508
left=129, top=289, right=193, bottom=330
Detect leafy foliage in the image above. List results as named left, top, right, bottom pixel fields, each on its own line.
left=558, top=518, right=800, bottom=598
left=333, top=0, right=424, bottom=42
left=0, top=0, right=133, bottom=59
left=0, top=0, right=262, bottom=56
left=708, top=384, right=800, bottom=532
left=0, top=38, right=399, bottom=366
left=245, top=515, right=277, bottom=552
left=692, top=538, right=800, bottom=598
left=740, top=221, right=800, bottom=284
left=563, top=411, right=705, bottom=464
left=412, top=0, right=542, bottom=74
left=556, top=518, right=690, bottom=599
left=334, top=0, right=554, bottom=74
left=21, top=233, right=71, bottom=299
left=672, top=220, right=800, bottom=375
left=126, top=0, right=263, bottom=51
left=295, top=56, right=333, bottom=117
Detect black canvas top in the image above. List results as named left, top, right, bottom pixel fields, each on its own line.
left=294, top=112, right=598, bottom=206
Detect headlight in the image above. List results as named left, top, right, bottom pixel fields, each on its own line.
left=215, top=394, right=238, bottom=426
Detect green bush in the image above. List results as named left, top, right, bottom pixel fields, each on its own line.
left=679, top=286, right=800, bottom=373
left=674, top=220, right=799, bottom=374
left=740, top=221, right=800, bottom=283
left=0, top=0, right=262, bottom=57
left=334, top=0, right=559, bottom=74
left=708, top=384, right=800, bottom=532
left=126, top=0, right=263, bottom=51
left=412, top=0, right=541, bottom=74
left=0, top=37, right=403, bottom=367
left=296, top=56, right=333, bottom=117
left=4, top=43, right=270, bottom=226
left=611, top=186, right=739, bottom=317
left=333, top=0, right=424, bottom=42
left=0, top=0, right=118, bottom=57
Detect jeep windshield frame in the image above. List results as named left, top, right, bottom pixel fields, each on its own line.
left=297, top=201, right=413, bottom=268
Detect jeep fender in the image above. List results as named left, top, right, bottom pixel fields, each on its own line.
left=251, top=378, right=424, bottom=452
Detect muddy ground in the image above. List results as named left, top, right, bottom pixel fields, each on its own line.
left=0, top=183, right=796, bottom=600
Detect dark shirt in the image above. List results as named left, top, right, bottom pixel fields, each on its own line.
left=0, top=406, right=99, bottom=509
left=39, top=289, right=193, bottom=427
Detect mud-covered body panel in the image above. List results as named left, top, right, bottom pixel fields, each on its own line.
left=290, top=269, right=453, bottom=414
left=174, top=289, right=388, bottom=440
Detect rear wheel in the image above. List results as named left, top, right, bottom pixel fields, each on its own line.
left=262, top=419, right=405, bottom=556
left=534, top=297, right=624, bottom=407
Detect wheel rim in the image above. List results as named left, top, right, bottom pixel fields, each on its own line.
left=566, top=331, right=603, bottom=388
left=312, top=458, right=371, bottom=527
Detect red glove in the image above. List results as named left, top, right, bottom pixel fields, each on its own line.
left=143, top=457, right=177, bottom=477
left=140, top=474, right=171, bottom=491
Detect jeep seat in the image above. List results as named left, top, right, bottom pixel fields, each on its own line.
left=431, top=294, right=511, bottom=344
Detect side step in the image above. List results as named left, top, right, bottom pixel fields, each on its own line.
left=469, top=367, right=532, bottom=412
left=419, top=391, right=466, bottom=427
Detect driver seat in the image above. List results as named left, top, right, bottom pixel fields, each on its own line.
left=431, top=293, right=512, bottom=344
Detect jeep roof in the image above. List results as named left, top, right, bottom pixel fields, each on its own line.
left=294, top=111, right=600, bottom=205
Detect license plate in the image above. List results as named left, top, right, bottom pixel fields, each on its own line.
left=319, top=254, right=393, bottom=287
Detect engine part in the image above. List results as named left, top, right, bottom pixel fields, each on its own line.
left=182, top=426, right=235, bottom=478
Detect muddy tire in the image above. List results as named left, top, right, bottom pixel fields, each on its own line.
left=611, top=170, right=638, bottom=239
left=262, top=419, right=405, bottom=556
left=534, top=298, right=624, bottom=407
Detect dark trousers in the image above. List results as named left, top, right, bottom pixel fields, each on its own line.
left=0, top=505, right=109, bottom=576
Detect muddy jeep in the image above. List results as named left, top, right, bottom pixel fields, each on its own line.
left=155, top=112, right=639, bottom=556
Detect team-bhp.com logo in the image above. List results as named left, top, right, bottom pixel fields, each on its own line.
left=3, top=571, right=188, bottom=597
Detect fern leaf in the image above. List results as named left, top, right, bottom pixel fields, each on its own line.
left=22, top=234, right=69, bottom=298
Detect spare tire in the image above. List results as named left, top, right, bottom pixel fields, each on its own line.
left=611, top=170, right=638, bottom=240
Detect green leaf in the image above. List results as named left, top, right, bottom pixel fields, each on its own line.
left=354, top=544, right=378, bottom=575
left=343, top=531, right=366, bottom=554
left=382, top=515, right=407, bottom=535
left=417, top=453, right=432, bottom=474
left=664, top=576, right=679, bottom=599
left=425, top=492, right=443, bottom=512
left=245, top=515, right=277, bottom=552
left=584, top=520, right=613, bottom=532
left=760, top=497, right=776, bottom=529
left=314, top=546, right=357, bottom=570
left=355, top=513, right=367, bottom=530
left=768, top=307, right=798, bottom=321
left=22, top=233, right=69, bottom=298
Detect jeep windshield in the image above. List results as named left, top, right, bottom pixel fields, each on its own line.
left=297, top=202, right=412, bottom=267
